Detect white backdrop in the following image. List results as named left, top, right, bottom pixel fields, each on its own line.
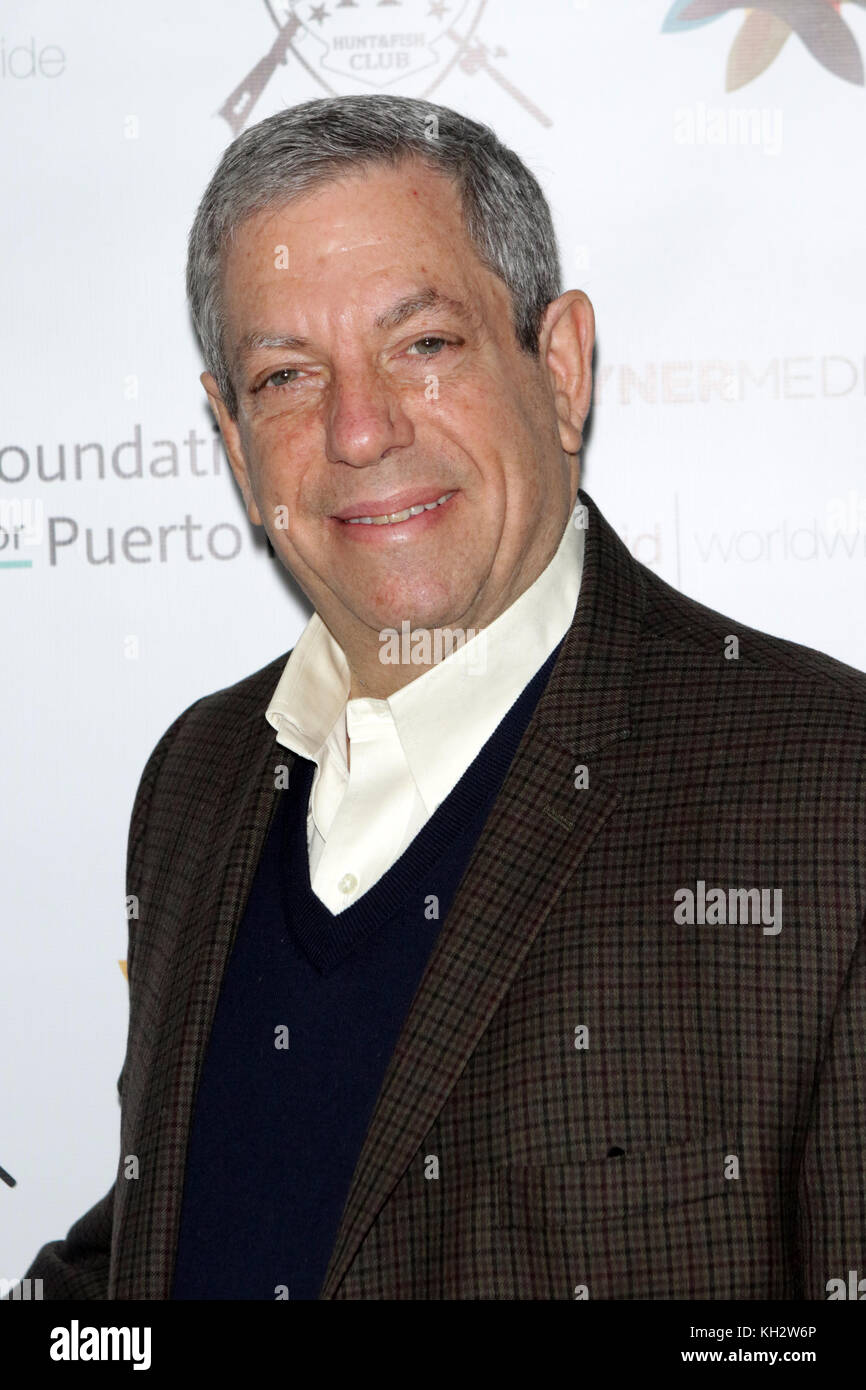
left=2, top=0, right=864, bottom=1282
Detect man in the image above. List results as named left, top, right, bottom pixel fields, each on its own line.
left=20, top=94, right=866, bottom=1300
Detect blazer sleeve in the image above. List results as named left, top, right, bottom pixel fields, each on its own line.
left=18, top=1135, right=119, bottom=1298
left=10, top=705, right=195, bottom=1300
left=796, top=910, right=866, bottom=1298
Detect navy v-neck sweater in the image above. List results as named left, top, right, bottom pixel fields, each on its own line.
left=171, top=643, right=559, bottom=1300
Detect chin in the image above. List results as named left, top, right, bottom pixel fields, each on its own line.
left=353, top=581, right=472, bottom=636
left=374, top=598, right=474, bottom=634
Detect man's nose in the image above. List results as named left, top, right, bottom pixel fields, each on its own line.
left=324, top=365, right=415, bottom=468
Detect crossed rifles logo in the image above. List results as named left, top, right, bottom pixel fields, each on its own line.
left=218, top=0, right=552, bottom=136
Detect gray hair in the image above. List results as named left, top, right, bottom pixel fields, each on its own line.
left=186, top=93, right=562, bottom=418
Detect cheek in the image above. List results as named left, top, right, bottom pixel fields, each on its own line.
left=242, top=434, right=307, bottom=512
left=441, top=371, right=537, bottom=457
left=429, top=393, right=510, bottom=480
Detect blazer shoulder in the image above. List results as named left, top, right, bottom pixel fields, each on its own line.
left=174, top=649, right=293, bottom=737
left=150, top=645, right=289, bottom=745
left=128, top=649, right=292, bottom=852
left=638, top=561, right=866, bottom=707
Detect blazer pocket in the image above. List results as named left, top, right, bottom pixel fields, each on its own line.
left=496, top=1134, right=734, bottom=1232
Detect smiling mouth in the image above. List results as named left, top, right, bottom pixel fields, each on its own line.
left=341, top=490, right=456, bottom=526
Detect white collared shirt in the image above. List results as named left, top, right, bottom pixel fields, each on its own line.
left=266, top=514, right=585, bottom=915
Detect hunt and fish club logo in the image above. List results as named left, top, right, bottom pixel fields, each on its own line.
left=663, top=0, right=865, bottom=90
left=219, top=0, right=551, bottom=136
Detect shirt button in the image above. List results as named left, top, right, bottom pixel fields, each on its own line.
left=338, top=873, right=358, bottom=895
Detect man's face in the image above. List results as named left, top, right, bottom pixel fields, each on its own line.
left=207, top=157, right=593, bottom=656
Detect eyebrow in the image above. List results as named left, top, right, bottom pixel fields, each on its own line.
left=235, top=287, right=476, bottom=364
left=373, top=287, right=475, bottom=331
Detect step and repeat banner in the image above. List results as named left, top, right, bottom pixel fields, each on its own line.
left=2, top=0, right=864, bottom=1282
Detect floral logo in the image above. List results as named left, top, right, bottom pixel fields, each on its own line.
left=663, top=1, right=864, bottom=90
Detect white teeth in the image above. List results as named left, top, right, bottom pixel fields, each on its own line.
left=345, top=491, right=454, bottom=525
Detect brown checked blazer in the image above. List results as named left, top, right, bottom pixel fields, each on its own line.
left=23, top=489, right=866, bottom=1299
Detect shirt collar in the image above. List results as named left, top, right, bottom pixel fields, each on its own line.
left=266, top=513, right=584, bottom=808
left=386, top=514, right=583, bottom=812
left=265, top=608, right=350, bottom=761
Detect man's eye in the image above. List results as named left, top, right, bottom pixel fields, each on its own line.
left=406, top=336, right=447, bottom=356
left=264, top=368, right=301, bottom=389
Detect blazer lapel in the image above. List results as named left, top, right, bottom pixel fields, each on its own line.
left=320, top=491, right=646, bottom=1297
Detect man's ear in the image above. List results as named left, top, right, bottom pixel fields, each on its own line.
left=201, top=371, right=263, bottom=526
left=540, top=291, right=595, bottom=455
